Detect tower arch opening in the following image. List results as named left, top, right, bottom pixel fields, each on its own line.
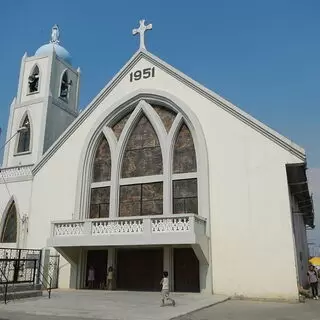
left=16, top=114, right=31, bottom=154
left=28, top=65, right=40, bottom=94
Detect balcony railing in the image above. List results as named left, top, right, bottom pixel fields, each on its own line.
left=0, top=165, right=33, bottom=182
left=48, top=214, right=206, bottom=248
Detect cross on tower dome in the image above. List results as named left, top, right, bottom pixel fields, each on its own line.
left=132, top=19, right=152, bottom=50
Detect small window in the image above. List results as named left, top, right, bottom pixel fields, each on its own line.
left=90, top=187, right=110, bottom=218
left=173, top=179, right=198, bottom=214
left=60, top=71, right=71, bottom=100
left=28, top=65, right=40, bottom=94
left=17, top=116, right=31, bottom=153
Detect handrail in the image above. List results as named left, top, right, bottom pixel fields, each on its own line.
left=0, top=266, right=9, bottom=304
left=37, top=264, right=52, bottom=299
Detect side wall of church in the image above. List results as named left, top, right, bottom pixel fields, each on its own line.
left=44, top=101, right=77, bottom=153
left=0, top=180, right=33, bottom=248
left=27, top=57, right=303, bottom=298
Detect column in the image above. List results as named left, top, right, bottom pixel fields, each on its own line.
left=163, top=246, right=174, bottom=291
left=107, top=248, right=116, bottom=289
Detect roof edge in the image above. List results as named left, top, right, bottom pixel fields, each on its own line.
left=33, top=49, right=306, bottom=175
left=140, top=51, right=306, bottom=160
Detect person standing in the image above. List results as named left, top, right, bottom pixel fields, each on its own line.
left=88, top=265, right=95, bottom=289
left=307, top=264, right=319, bottom=300
left=106, top=266, right=114, bottom=290
left=160, top=271, right=175, bottom=307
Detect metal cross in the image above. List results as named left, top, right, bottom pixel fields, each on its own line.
left=132, top=19, right=152, bottom=50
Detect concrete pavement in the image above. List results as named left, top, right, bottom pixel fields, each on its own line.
left=176, top=299, right=320, bottom=320
left=0, top=290, right=228, bottom=320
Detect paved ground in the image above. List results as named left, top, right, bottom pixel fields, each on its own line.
left=0, top=290, right=228, bottom=320
left=1, top=291, right=320, bottom=320
left=177, top=299, right=320, bottom=320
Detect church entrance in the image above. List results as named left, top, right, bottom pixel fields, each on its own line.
left=116, top=248, right=163, bottom=291
left=86, top=250, right=108, bottom=289
left=174, top=248, right=200, bottom=292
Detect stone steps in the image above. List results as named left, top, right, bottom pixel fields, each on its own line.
left=0, top=283, right=43, bottom=302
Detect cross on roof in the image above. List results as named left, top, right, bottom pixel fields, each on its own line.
left=132, top=19, right=152, bottom=50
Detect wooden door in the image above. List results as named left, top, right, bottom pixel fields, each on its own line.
left=174, top=248, right=200, bottom=292
left=117, top=248, right=163, bottom=291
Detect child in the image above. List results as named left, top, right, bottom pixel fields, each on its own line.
left=307, top=264, right=319, bottom=300
left=106, top=266, right=114, bottom=290
left=160, top=271, right=175, bottom=307
left=88, top=265, right=95, bottom=289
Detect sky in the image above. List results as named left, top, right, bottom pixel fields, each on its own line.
left=0, top=1, right=319, bottom=241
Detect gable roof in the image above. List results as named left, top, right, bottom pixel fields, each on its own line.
left=33, top=49, right=306, bottom=174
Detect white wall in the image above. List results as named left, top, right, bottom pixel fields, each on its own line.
left=44, top=101, right=77, bottom=153
left=0, top=180, right=33, bottom=248
left=27, top=55, right=303, bottom=298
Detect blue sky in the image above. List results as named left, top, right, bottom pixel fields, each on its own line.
left=0, top=1, right=319, bottom=240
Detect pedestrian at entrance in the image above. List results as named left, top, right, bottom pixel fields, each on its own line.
left=160, top=271, right=175, bottom=307
left=307, top=265, right=319, bottom=300
left=106, top=266, right=114, bottom=290
left=88, top=265, right=95, bottom=289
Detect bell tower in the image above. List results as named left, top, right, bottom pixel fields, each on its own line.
left=2, top=25, right=81, bottom=168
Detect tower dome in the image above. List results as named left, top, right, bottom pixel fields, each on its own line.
left=35, top=25, right=72, bottom=64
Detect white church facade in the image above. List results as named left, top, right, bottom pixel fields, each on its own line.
left=0, top=22, right=314, bottom=299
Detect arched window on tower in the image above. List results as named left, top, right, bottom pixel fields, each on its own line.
left=60, top=71, right=71, bottom=100
left=28, top=65, right=40, bottom=94
left=17, top=115, right=31, bottom=154
left=1, top=202, right=17, bottom=243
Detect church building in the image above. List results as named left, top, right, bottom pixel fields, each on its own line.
left=0, top=22, right=314, bottom=300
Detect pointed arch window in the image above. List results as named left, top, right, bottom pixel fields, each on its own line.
left=119, top=113, right=164, bottom=217
left=85, top=100, right=199, bottom=219
left=89, top=135, right=111, bottom=218
left=152, top=104, right=176, bottom=132
left=28, top=65, right=40, bottom=93
left=17, top=115, right=31, bottom=153
left=60, top=71, right=71, bottom=100
left=121, top=115, right=163, bottom=178
left=173, top=123, right=197, bottom=174
left=112, top=111, right=133, bottom=140
left=1, top=202, right=17, bottom=243
left=172, top=123, right=198, bottom=214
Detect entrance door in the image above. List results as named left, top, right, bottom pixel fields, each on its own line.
left=174, top=248, right=200, bottom=292
left=86, top=250, right=108, bottom=289
left=117, top=248, right=163, bottom=291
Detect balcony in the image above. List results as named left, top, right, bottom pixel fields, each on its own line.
left=47, top=214, right=209, bottom=261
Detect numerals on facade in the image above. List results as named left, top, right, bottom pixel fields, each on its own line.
left=129, top=67, right=155, bottom=82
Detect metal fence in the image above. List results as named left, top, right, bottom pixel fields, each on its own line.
left=0, top=258, right=37, bottom=284
left=0, top=248, right=42, bottom=285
